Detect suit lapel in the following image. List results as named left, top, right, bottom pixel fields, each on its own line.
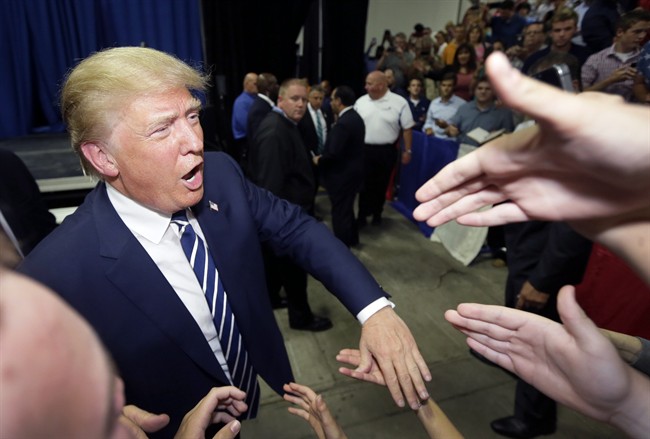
left=93, top=184, right=229, bottom=384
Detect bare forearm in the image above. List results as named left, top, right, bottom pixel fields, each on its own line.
left=610, top=370, right=650, bottom=439
left=416, top=399, right=464, bottom=439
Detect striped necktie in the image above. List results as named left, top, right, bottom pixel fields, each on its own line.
left=171, top=210, right=260, bottom=418
left=315, top=111, right=324, bottom=154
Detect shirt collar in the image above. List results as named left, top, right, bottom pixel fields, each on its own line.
left=106, top=184, right=172, bottom=244
left=339, top=107, right=353, bottom=117
left=258, top=93, right=275, bottom=106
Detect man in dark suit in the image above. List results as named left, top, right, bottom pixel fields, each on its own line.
left=249, top=79, right=332, bottom=331
left=243, top=72, right=278, bottom=176
left=314, top=86, right=365, bottom=248
left=18, top=47, right=430, bottom=439
left=489, top=222, right=592, bottom=438
left=298, top=85, right=331, bottom=211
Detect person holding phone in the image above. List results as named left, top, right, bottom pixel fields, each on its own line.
left=581, top=10, right=650, bottom=101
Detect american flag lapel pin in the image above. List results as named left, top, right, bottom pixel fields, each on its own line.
left=209, top=200, right=219, bottom=212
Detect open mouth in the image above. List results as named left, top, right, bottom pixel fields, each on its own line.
left=182, top=164, right=201, bottom=183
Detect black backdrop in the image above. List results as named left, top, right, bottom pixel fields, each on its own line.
left=201, top=0, right=369, bottom=152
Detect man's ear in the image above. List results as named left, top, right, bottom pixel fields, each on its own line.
left=80, top=142, right=119, bottom=178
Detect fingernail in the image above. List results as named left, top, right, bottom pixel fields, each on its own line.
left=398, top=399, right=405, bottom=408
left=420, top=391, right=430, bottom=400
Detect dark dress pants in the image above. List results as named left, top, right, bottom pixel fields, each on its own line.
left=358, top=144, right=396, bottom=219
left=262, top=245, right=313, bottom=325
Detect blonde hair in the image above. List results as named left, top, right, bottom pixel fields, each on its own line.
left=61, top=47, right=210, bottom=177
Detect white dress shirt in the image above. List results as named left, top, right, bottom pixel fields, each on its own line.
left=106, top=184, right=232, bottom=381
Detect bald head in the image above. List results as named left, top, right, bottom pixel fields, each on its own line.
left=243, top=72, right=258, bottom=94
left=365, top=71, right=388, bottom=100
left=0, top=269, right=125, bottom=439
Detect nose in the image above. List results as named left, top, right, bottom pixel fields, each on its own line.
left=179, top=119, right=204, bottom=154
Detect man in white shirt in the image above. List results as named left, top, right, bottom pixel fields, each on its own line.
left=354, top=70, right=415, bottom=226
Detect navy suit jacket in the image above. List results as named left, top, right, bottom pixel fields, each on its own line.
left=19, top=153, right=385, bottom=438
left=319, top=109, right=365, bottom=194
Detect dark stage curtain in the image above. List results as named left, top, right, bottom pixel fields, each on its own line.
left=322, top=0, right=369, bottom=98
left=1, top=0, right=203, bottom=139
left=200, top=0, right=368, bottom=151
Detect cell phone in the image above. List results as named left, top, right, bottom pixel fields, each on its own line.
left=532, top=63, right=574, bottom=92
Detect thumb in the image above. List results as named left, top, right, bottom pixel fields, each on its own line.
left=557, top=285, right=600, bottom=343
left=213, top=420, right=241, bottom=439
left=485, top=52, right=576, bottom=127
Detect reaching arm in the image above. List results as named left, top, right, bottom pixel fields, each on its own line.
left=336, top=349, right=463, bottom=439
left=283, top=382, right=348, bottom=439
left=444, top=286, right=650, bottom=439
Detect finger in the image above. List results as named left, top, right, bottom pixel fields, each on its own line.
left=121, top=405, right=170, bottom=433
left=465, top=337, right=516, bottom=373
left=414, top=153, right=484, bottom=204
left=212, top=412, right=236, bottom=424
left=287, top=406, right=311, bottom=422
left=283, top=393, right=311, bottom=411
left=485, top=52, right=579, bottom=127
left=338, top=366, right=385, bottom=386
left=118, top=415, right=151, bottom=439
left=413, top=178, right=493, bottom=224
left=287, top=382, right=318, bottom=401
left=355, top=344, right=373, bottom=374
left=374, top=355, right=413, bottom=409
left=213, top=420, right=241, bottom=439
left=211, top=386, right=247, bottom=402
left=425, top=189, right=511, bottom=227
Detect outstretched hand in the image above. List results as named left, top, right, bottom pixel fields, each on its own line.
left=357, top=307, right=431, bottom=410
left=413, top=52, right=650, bottom=228
left=445, top=286, right=650, bottom=438
left=283, top=382, right=347, bottom=439
left=336, top=348, right=386, bottom=387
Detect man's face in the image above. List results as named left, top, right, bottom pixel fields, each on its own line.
left=330, top=90, right=341, bottom=115
left=278, top=84, right=308, bottom=123
left=394, top=36, right=407, bottom=50
left=455, top=26, right=466, bottom=42
left=408, top=79, right=422, bottom=98
left=308, top=90, right=324, bottom=111
left=551, top=19, right=576, bottom=50
left=523, top=24, right=545, bottom=49
left=617, top=21, right=649, bottom=52
left=0, top=270, right=128, bottom=439
left=500, top=7, right=514, bottom=19
left=365, top=72, right=388, bottom=100
left=440, top=79, right=455, bottom=99
left=384, top=69, right=396, bottom=87
left=474, top=81, right=495, bottom=106
left=100, top=87, right=205, bottom=215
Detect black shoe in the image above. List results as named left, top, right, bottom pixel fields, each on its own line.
left=289, top=315, right=333, bottom=332
left=371, top=214, right=382, bottom=225
left=271, top=298, right=288, bottom=309
left=490, top=416, right=556, bottom=439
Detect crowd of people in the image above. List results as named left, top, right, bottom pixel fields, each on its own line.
left=1, top=1, right=650, bottom=439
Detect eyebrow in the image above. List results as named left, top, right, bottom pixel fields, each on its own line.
left=145, top=97, right=203, bottom=133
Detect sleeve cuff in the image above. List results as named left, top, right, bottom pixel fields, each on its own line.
left=356, top=297, right=395, bottom=325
